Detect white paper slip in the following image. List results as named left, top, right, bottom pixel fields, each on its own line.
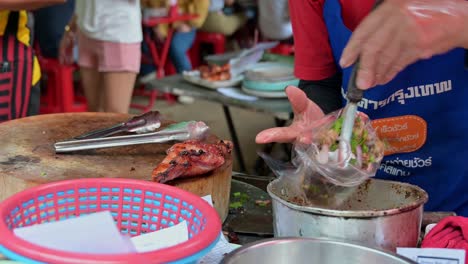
left=202, top=195, right=214, bottom=206
left=199, top=194, right=241, bottom=263
left=131, top=221, right=189, bottom=253
left=198, top=239, right=241, bottom=264
left=397, top=248, right=466, bottom=264
left=218, top=87, right=258, bottom=101
left=14, top=211, right=136, bottom=254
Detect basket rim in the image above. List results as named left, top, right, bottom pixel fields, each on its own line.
left=0, top=178, right=221, bottom=264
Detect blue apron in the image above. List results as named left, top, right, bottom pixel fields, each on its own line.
left=323, top=0, right=468, bottom=215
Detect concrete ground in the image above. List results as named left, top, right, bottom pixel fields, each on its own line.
left=130, top=96, right=290, bottom=175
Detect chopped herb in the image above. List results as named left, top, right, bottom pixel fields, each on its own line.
left=351, top=136, right=358, bottom=153
left=239, top=193, right=250, bottom=203
left=229, top=202, right=243, bottom=209
left=316, top=113, right=384, bottom=169
left=255, top=200, right=271, bottom=207
left=362, top=144, right=369, bottom=153
left=331, top=117, right=343, bottom=132
left=308, top=184, right=320, bottom=194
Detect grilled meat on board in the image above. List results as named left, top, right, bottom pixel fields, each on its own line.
left=152, top=140, right=233, bottom=183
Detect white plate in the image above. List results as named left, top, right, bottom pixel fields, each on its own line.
left=241, top=86, right=287, bottom=98
left=244, top=62, right=295, bottom=82
left=182, top=70, right=243, bottom=89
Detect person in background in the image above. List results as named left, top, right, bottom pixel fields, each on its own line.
left=59, top=0, right=142, bottom=114
left=258, top=0, right=292, bottom=41
left=200, top=0, right=247, bottom=37
left=0, top=0, right=66, bottom=122
left=256, top=0, right=468, bottom=216
left=33, top=0, right=75, bottom=59
left=141, top=0, right=210, bottom=73
left=229, top=0, right=257, bottom=48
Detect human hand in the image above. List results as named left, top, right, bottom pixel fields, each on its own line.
left=58, top=29, right=76, bottom=65
left=340, top=0, right=468, bottom=90
left=176, top=23, right=192, bottom=33
left=255, top=86, right=325, bottom=144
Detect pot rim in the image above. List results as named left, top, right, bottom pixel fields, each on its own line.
left=267, top=178, right=429, bottom=218
left=221, top=237, right=418, bottom=264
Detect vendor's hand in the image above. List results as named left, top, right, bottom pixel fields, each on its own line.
left=176, top=23, right=192, bottom=33
left=255, top=86, right=325, bottom=144
left=340, top=0, right=468, bottom=90
left=58, top=29, right=76, bottom=65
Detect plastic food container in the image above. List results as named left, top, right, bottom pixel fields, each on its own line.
left=0, top=178, right=221, bottom=264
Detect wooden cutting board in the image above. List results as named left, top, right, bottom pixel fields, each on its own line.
left=0, top=112, right=232, bottom=221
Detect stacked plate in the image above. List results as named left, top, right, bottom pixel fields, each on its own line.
left=241, top=62, right=298, bottom=98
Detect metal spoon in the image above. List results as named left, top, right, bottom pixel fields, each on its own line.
left=338, top=0, right=384, bottom=166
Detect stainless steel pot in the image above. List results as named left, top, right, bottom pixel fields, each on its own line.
left=267, top=178, right=428, bottom=252
left=221, top=237, right=417, bottom=264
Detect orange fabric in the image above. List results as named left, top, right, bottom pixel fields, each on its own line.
left=371, top=115, right=427, bottom=156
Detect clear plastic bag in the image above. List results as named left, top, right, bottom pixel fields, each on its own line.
left=261, top=108, right=385, bottom=208
left=299, top=109, right=384, bottom=187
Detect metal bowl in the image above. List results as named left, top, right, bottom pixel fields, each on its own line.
left=268, top=178, right=428, bottom=251
left=221, top=237, right=417, bottom=264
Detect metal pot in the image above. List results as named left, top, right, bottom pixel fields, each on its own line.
left=221, top=237, right=417, bottom=264
left=267, top=178, right=428, bottom=252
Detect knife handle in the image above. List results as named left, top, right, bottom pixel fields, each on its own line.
left=345, top=0, right=384, bottom=103
left=346, top=60, right=363, bottom=103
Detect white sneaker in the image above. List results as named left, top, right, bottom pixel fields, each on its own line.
left=138, top=72, right=156, bottom=85
left=178, top=95, right=195, bottom=104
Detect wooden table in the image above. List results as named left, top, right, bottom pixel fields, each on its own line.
left=146, top=74, right=293, bottom=172
left=0, top=113, right=233, bottom=220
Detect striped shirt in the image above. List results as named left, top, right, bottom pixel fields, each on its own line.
left=0, top=10, right=40, bottom=85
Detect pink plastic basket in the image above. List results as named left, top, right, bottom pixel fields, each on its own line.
left=0, top=178, right=221, bottom=264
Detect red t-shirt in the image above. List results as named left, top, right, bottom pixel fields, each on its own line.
left=289, top=0, right=374, bottom=80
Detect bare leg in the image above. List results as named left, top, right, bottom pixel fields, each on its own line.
left=80, top=66, right=102, bottom=112
left=101, top=71, right=136, bottom=113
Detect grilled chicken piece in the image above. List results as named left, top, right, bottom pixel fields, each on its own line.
left=152, top=140, right=233, bottom=183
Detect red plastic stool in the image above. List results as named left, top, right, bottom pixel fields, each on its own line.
left=38, top=58, right=87, bottom=114
left=269, top=43, right=295, bottom=56
left=131, top=41, right=179, bottom=113
left=189, top=31, right=226, bottom=68
left=131, top=84, right=177, bottom=113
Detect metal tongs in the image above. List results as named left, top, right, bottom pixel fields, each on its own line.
left=74, top=111, right=163, bottom=140
left=338, top=0, right=383, bottom=166
left=54, top=111, right=210, bottom=153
